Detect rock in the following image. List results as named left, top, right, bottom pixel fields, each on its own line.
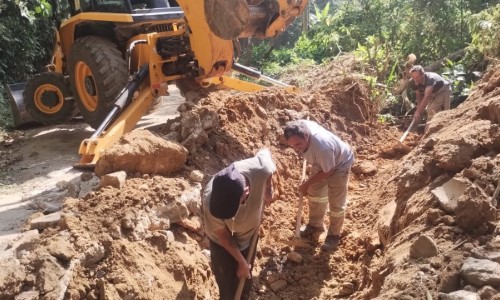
left=0, top=259, right=26, bottom=297
left=181, top=127, right=208, bottom=154
left=151, top=230, right=175, bottom=251
left=432, top=177, right=468, bottom=213
left=287, top=251, right=303, bottom=263
left=83, top=243, right=105, bottom=265
left=8, top=230, right=39, bottom=256
left=36, top=255, right=66, bottom=297
left=255, top=105, right=268, bottom=119
left=80, top=172, right=94, bottom=181
left=95, top=129, right=187, bottom=176
left=439, top=290, right=480, bottom=300
left=78, top=175, right=100, bottom=197
left=100, top=171, right=127, bottom=189
left=179, top=184, right=202, bottom=215
left=268, top=279, right=287, bottom=292
left=461, top=258, right=500, bottom=287
left=99, top=280, right=122, bottom=299
left=426, top=208, right=444, bottom=225
left=179, top=216, right=202, bottom=233
left=338, top=282, right=355, bottom=297
left=409, top=235, right=438, bottom=259
left=378, top=200, right=396, bottom=247
left=366, top=234, right=381, bottom=252
left=478, top=285, right=498, bottom=299
left=189, top=170, right=204, bottom=182
left=178, top=109, right=218, bottom=154
left=455, top=185, right=497, bottom=233
left=471, top=247, right=500, bottom=264
left=14, top=291, right=40, bottom=300
left=432, top=120, right=494, bottom=172
left=351, top=160, right=377, bottom=176
left=30, top=181, right=77, bottom=213
left=157, top=201, right=189, bottom=224
left=46, top=233, right=75, bottom=261
left=29, top=212, right=61, bottom=230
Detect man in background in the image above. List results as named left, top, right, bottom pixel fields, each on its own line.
left=408, top=65, right=451, bottom=123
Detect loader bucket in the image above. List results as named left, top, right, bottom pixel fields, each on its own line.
left=6, top=83, right=35, bottom=127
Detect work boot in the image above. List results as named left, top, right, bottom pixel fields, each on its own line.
left=320, top=235, right=340, bottom=251
left=300, top=224, right=324, bottom=238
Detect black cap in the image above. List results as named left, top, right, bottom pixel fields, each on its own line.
left=210, top=164, right=245, bottom=219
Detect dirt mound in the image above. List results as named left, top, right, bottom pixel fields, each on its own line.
left=365, top=68, right=500, bottom=299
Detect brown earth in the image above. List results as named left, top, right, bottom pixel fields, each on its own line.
left=0, top=54, right=498, bottom=300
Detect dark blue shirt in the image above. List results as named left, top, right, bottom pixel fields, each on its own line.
left=409, top=72, right=447, bottom=94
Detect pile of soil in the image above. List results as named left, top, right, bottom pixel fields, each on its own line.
left=1, top=55, right=498, bottom=300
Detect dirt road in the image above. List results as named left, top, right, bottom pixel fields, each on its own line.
left=0, top=87, right=184, bottom=252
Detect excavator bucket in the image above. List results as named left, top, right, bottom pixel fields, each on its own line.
left=6, top=83, right=35, bottom=127
left=204, top=0, right=307, bottom=40
left=204, top=0, right=250, bottom=40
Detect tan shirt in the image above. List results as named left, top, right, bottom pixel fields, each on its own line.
left=203, top=149, right=276, bottom=250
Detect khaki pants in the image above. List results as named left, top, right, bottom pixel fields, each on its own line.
left=427, top=83, right=451, bottom=121
left=306, top=167, right=350, bottom=236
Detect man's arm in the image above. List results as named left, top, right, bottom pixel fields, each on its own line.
left=414, top=86, right=433, bottom=119
left=213, top=227, right=251, bottom=279
left=264, top=174, right=274, bottom=205
left=299, top=169, right=334, bottom=195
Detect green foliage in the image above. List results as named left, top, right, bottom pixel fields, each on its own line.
left=377, top=113, right=396, bottom=124
left=464, top=5, right=500, bottom=69
left=0, top=0, right=54, bottom=128
left=354, top=36, right=399, bottom=82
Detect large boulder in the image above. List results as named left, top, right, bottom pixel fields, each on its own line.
left=95, top=129, right=188, bottom=177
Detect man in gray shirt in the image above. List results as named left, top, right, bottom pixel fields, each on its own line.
left=203, top=149, right=276, bottom=299
left=408, top=65, right=451, bottom=123
left=284, top=120, right=354, bottom=251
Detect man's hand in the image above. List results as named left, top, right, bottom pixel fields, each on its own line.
left=413, top=110, right=421, bottom=120
left=299, top=181, right=309, bottom=195
left=237, top=260, right=251, bottom=279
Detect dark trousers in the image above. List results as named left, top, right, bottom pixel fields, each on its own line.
left=209, top=239, right=257, bottom=300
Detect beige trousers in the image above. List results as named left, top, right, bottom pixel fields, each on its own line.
left=306, top=167, right=350, bottom=236
left=427, top=83, right=451, bottom=121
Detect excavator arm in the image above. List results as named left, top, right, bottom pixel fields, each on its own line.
left=177, top=0, right=308, bottom=78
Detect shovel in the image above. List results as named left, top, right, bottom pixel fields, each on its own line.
left=399, top=117, right=417, bottom=143
left=294, top=157, right=308, bottom=238
left=233, top=226, right=259, bottom=300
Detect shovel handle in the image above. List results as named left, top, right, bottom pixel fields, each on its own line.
left=399, top=118, right=417, bottom=143
left=234, top=226, right=260, bottom=300
left=294, top=157, right=308, bottom=238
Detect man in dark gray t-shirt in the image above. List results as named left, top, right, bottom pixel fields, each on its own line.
left=408, top=65, right=451, bottom=123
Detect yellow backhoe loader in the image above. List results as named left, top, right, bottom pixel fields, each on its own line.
left=7, top=0, right=307, bottom=167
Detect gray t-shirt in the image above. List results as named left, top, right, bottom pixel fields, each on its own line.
left=203, top=149, right=276, bottom=250
left=302, top=120, right=354, bottom=174
left=409, top=72, right=447, bottom=94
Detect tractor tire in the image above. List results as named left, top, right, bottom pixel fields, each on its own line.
left=68, top=36, right=128, bottom=129
left=23, top=72, right=78, bottom=125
